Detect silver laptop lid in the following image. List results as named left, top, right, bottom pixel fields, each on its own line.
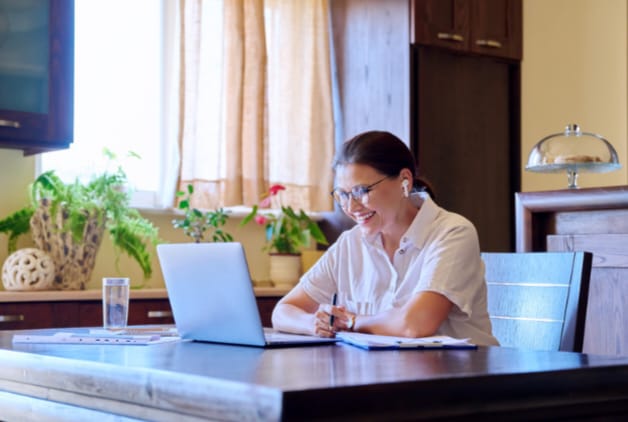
left=157, top=242, right=267, bottom=346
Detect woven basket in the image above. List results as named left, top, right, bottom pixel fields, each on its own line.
left=30, top=199, right=106, bottom=290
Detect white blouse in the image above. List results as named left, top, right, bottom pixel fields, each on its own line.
left=300, top=193, right=499, bottom=346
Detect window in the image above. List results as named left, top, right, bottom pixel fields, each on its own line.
left=38, top=0, right=164, bottom=208
left=40, top=0, right=334, bottom=212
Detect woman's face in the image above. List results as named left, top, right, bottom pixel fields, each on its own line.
left=334, top=164, right=404, bottom=236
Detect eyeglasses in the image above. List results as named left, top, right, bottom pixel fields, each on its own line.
left=330, top=176, right=389, bottom=207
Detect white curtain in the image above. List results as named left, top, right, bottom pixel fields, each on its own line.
left=168, top=0, right=335, bottom=211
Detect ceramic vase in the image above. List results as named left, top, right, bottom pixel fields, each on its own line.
left=269, top=253, right=302, bottom=288
left=29, top=199, right=105, bottom=290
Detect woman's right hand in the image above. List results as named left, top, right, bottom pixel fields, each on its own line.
left=314, top=304, right=357, bottom=337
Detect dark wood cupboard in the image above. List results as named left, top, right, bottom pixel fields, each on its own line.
left=411, top=45, right=520, bottom=252
left=0, top=298, right=174, bottom=330
left=412, top=0, right=522, bottom=60
left=331, top=0, right=521, bottom=251
left=0, top=0, right=74, bottom=154
left=0, top=295, right=281, bottom=330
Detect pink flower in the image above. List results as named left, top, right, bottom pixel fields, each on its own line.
left=268, top=184, right=286, bottom=196
left=254, top=215, right=267, bottom=225
left=259, top=196, right=272, bottom=208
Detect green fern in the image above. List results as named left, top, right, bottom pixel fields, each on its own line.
left=0, top=208, right=36, bottom=253
left=0, top=150, right=161, bottom=280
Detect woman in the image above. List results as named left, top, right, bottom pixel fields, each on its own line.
left=271, top=131, right=498, bottom=346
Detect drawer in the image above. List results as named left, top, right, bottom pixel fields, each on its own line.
left=129, top=299, right=174, bottom=325
left=0, top=303, right=55, bottom=329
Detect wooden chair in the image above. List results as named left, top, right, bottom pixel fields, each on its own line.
left=482, top=251, right=593, bottom=352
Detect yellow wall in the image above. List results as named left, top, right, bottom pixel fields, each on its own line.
left=522, top=0, right=628, bottom=191
left=1, top=0, right=627, bottom=289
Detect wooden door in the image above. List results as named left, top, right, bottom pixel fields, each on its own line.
left=412, top=46, right=519, bottom=252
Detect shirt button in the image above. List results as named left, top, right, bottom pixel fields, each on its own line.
left=399, top=249, right=405, bottom=255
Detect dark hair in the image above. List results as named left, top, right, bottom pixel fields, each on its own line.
left=333, top=131, right=434, bottom=198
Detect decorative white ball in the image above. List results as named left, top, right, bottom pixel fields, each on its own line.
left=2, top=248, right=56, bottom=291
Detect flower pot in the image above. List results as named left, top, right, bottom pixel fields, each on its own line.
left=269, top=253, right=302, bottom=288
left=29, top=200, right=105, bottom=290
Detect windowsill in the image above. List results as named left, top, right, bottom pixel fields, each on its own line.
left=136, top=205, right=327, bottom=221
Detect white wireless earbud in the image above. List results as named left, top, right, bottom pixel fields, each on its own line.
left=402, top=179, right=410, bottom=198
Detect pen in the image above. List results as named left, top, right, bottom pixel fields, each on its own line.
left=329, top=293, right=337, bottom=327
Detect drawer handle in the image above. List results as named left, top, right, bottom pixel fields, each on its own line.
left=437, top=32, right=464, bottom=43
left=0, top=314, right=25, bottom=322
left=147, top=310, right=173, bottom=318
left=0, top=119, right=21, bottom=128
left=475, top=39, right=503, bottom=49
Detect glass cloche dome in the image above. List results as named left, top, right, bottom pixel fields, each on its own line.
left=525, top=123, right=621, bottom=188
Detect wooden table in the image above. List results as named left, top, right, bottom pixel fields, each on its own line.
left=2, top=328, right=628, bottom=420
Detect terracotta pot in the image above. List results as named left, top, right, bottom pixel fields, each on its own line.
left=269, top=253, right=302, bottom=288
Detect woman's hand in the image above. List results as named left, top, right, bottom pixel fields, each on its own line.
left=272, top=285, right=359, bottom=337
left=314, top=304, right=357, bottom=337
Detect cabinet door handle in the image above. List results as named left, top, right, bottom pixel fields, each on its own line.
left=437, top=32, right=464, bottom=43
left=0, top=119, right=21, bottom=128
left=0, top=314, right=25, bottom=322
left=147, top=310, right=173, bottom=319
left=475, top=39, right=503, bottom=49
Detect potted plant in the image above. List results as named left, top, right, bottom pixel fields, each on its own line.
left=241, top=184, right=328, bottom=286
left=0, top=150, right=160, bottom=290
left=171, top=184, right=233, bottom=243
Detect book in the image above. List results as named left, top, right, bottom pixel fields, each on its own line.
left=336, top=332, right=477, bottom=350
left=12, top=331, right=181, bottom=346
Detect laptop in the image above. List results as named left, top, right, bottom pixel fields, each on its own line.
left=157, top=242, right=338, bottom=348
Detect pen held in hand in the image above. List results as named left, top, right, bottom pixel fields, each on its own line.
left=329, top=293, right=337, bottom=327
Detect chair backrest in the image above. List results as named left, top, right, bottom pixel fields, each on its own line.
left=481, top=251, right=593, bottom=352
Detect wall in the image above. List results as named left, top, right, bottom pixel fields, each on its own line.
left=522, top=0, right=628, bottom=191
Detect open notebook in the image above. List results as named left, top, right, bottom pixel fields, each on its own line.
left=157, top=242, right=337, bottom=348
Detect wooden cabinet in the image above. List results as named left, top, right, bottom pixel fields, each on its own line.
left=0, top=296, right=282, bottom=330
left=0, top=298, right=174, bottom=330
left=411, top=46, right=520, bottom=252
left=412, top=0, right=522, bottom=60
left=0, top=0, right=74, bottom=154
left=74, top=299, right=176, bottom=327
left=0, top=302, right=55, bottom=329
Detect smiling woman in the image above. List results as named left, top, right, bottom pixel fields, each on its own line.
left=270, top=130, right=499, bottom=346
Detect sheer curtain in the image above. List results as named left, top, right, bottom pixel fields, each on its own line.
left=172, top=0, right=334, bottom=211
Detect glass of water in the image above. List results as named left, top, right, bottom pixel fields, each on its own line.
left=102, top=277, right=130, bottom=330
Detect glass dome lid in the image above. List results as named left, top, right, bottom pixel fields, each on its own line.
left=526, top=123, right=621, bottom=188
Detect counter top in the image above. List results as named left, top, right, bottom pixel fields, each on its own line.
left=0, top=286, right=289, bottom=302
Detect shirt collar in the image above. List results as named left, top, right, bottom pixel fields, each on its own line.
left=360, top=192, right=440, bottom=249
left=402, top=192, right=439, bottom=249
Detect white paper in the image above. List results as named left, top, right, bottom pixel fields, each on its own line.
left=12, top=331, right=181, bottom=346
left=336, top=332, right=475, bottom=349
